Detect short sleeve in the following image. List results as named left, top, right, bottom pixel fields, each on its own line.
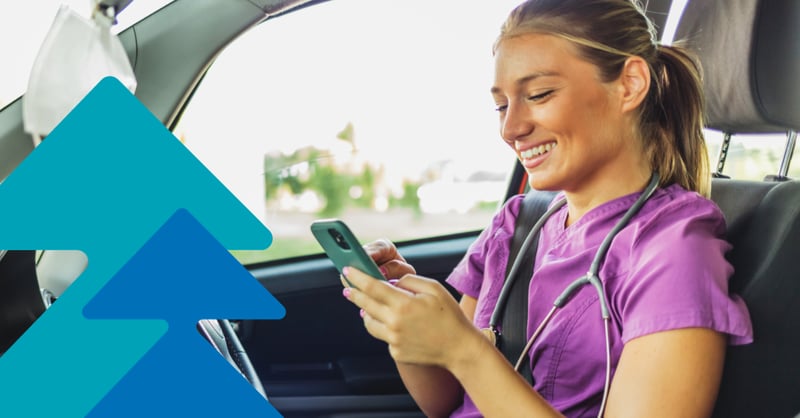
left=612, top=198, right=753, bottom=345
left=446, top=195, right=524, bottom=299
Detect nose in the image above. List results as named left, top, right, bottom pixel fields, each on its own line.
left=500, top=101, right=533, bottom=145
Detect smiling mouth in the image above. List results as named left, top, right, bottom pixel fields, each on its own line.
left=520, top=142, right=557, bottom=160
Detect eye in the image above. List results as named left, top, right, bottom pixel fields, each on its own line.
left=494, top=104, right=508, bottom=112
left=528, top=90, right=554, bottom=102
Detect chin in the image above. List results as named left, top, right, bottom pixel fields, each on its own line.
left=527, top=175, right=559, bottom=192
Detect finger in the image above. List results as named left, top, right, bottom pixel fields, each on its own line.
left=364, top=238, right=407, bottom=264
left=380, top=259, right=416, bottom=279
left=345, top=282, right=406, bottom=327
left=339, top=274, right=353, bottom=287
left=361, top=310, right=392, bottom=344
left=394, top=274, right=450, bottom=298
left=344, top=267, right=412, bottom=308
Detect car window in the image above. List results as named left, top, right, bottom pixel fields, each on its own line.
left=705, top=130, right=798, bottom=180
left=176, top=0, right=799, bottom=266
left=175, top=0, right=525, bottom=265
left=0, top=1, right=173, bottom=109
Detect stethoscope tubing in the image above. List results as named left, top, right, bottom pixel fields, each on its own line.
left=491, top=173, right=661, bottom=418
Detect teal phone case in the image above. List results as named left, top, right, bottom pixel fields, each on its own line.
left=310, top=219, right=386, bottom=281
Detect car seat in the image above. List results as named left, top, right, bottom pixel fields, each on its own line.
left=675, top=0, right=800, bottom=416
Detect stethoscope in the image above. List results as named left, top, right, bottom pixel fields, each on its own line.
left=485, top=172, right=660, bottom=418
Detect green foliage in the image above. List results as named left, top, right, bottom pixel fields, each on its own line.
left=262, top=122, right=419, bottom=217
left=307, top=162, right=352, bottom=217
left=389, top=180, right=422, bottom=218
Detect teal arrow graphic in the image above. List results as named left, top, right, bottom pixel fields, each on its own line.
left=0, top=77, right=275, bottom=417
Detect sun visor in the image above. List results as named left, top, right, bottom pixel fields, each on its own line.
left=675, top=0, right=800, bottom=133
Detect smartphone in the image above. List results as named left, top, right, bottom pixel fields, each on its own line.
left=310, top=219, right=386, bottom=282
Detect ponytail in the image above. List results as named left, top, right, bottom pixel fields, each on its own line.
left=641, top=44, right=710, bottom=197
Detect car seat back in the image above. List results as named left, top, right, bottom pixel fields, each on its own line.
left=676, top=0, right=800, bottom=416
left=709, top=179, right=800, bottom=417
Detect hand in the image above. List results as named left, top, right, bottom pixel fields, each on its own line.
left=342, top=266, right=481, bottom=370
left=363, top=239, right=416, bottom=279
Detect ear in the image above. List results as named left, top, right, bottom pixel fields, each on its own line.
left=619, top=56, right=650, bottom=113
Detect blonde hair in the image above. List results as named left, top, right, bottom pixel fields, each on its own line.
left=497, top=0, right=710, bottom=197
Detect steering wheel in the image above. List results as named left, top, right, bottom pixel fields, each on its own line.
left=197, top=318, right=267, bottom=398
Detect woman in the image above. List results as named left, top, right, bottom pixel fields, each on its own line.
left=341, top=0, right=753, bottom=417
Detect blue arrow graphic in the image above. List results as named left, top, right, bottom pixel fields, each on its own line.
left=0, top=77, right=277, bottom=417
left=84, top=208, right=283, bottom=416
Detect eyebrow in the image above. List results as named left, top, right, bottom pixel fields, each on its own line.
left=490, top=71, right=562, bottom=95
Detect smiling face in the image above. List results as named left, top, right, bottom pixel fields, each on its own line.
left=492, top=33, right=649, bottom=199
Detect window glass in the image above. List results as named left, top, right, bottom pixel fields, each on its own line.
left=705, top=129, right=797, bottom=180
left=176, top=0, right=525, bottom=265
left=0, top=1, right=173, bottom=109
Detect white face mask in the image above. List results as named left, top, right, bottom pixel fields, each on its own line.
left=22, top=4, right=137, bottom=146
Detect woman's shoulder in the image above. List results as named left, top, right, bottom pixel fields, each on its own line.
left=490, top=192, right=538, bottom=232
left=636, top=183, right=727, bottom=237
left=654, top=183, right=722, bottom=210
left=467, top=194, right=526, bottom=254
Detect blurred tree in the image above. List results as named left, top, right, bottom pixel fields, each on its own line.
left=262, top=122, right=422, bottom=217
left=389, top=180, right=422, bottom=218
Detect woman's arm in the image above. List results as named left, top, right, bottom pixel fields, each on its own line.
left=356, top=239, right=464, bottom=417
left=343, top=267, right=565, bottom=418
left=392, top=296, right=477, bottom=418
left=604, top=327, right=726, bottom=418
left=395, top=358, right=462, bottom=417
left=344, top=266, right=728, bottom=418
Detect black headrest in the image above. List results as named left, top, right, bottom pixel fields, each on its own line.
left=675, top=0, right=800, bottom=133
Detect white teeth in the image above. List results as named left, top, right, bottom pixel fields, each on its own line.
left=520, top=142, right=556, bottom=159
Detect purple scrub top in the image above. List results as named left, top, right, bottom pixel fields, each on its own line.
left=446, top=184, right=753, bottom=418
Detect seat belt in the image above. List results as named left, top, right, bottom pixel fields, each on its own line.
left=499, top=190, right=558, bottom=385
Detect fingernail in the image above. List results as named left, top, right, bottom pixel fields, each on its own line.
left=388, top=279, right=399, bottom=286
left=359, top=309, right=366, bottom=318
left=342, top=287, right=351, bottom=298
left=379, top=265, right=388, bottom=277
left=342, top=266, right=350, bottom=276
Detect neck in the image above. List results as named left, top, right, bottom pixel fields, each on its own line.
left=563, top=166, right=652, bottom=227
